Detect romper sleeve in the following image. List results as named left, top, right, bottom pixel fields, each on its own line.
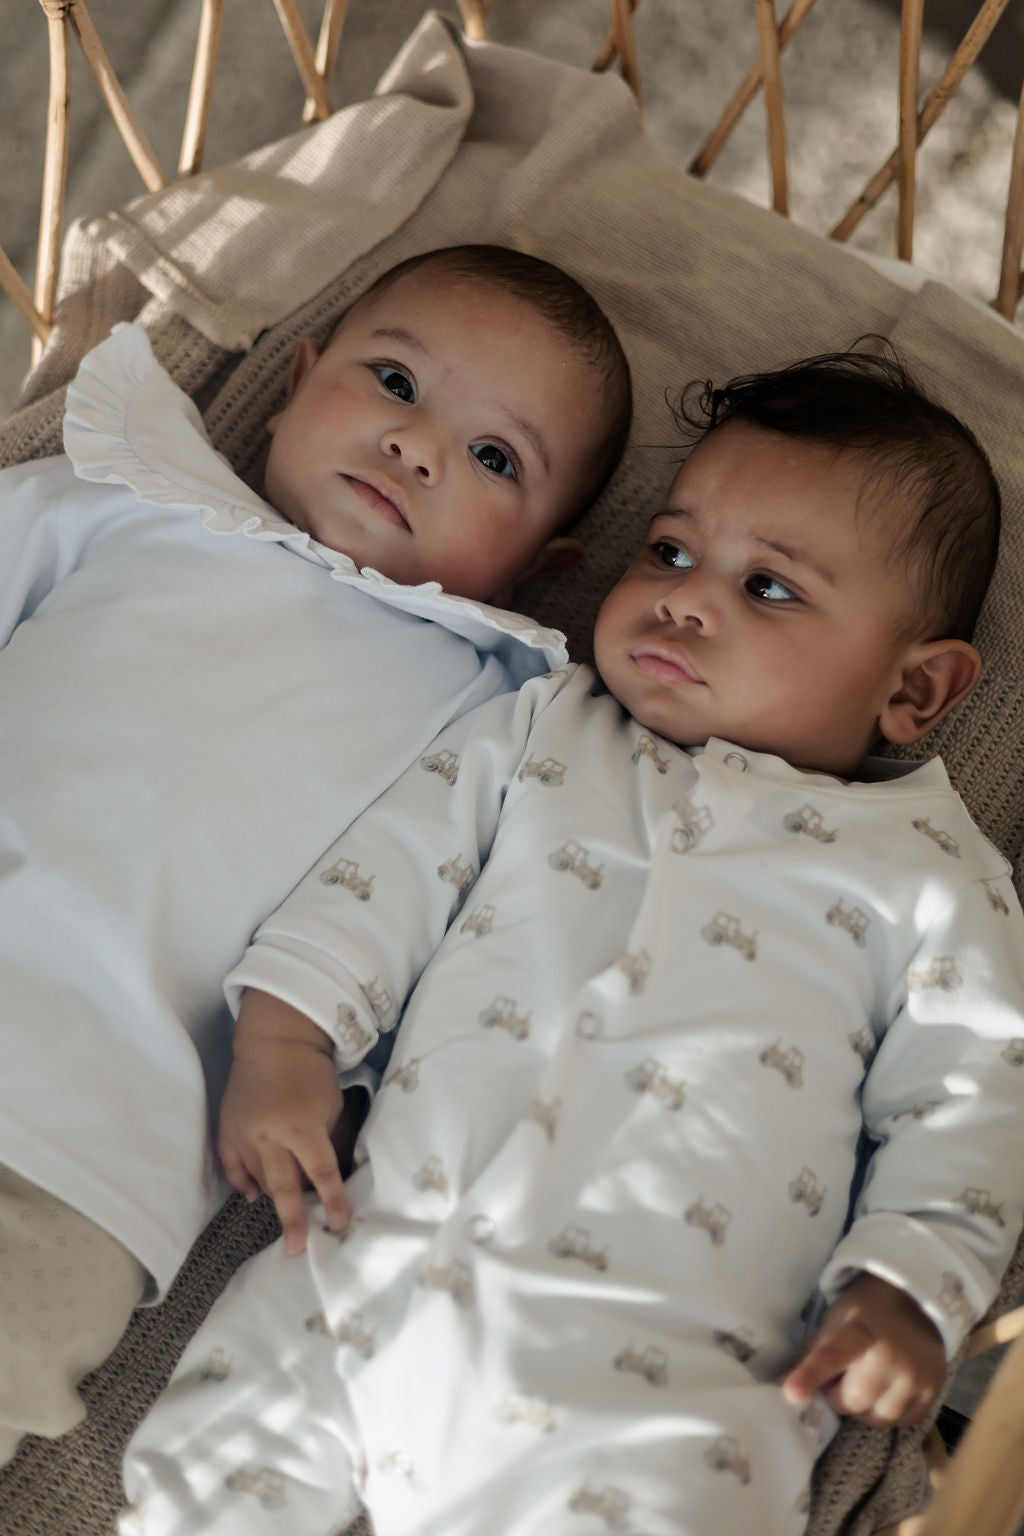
left=818, top=870, right=1024, bottom=1355
left=224, top=669, right=569, bottom=1071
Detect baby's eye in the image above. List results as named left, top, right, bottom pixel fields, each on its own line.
left=374, top=365, right=415, bottom=403
left=652, top=540, right=693, bottom=571
left=746, top=571, right=797, bottom=603
left=471, top=442, right=517, bottom=479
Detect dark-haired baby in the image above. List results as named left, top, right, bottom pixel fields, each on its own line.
left=123, top=347, right=1024, bottom=1536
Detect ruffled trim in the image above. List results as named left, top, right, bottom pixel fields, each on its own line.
left=61, top=324, right=568, bottom=667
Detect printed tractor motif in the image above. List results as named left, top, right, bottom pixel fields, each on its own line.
left=684, top=1196, right=731, bottom=1245
left=460, top=903, right=495, bottom=938
left=319, top=857, right=373, bottom=900
left=848, top=1023, right=875, bottom=1064
left=198, top=1347, right=231, bottom=1383
left=526, top=1094, right=561, bottom=1140
left=701, top=911, right=757, bottom=960
left=907, top=957, right=962, bottom=992
left=419, top=748, right=460, bottom=784
left=939, top=1271, right=976, bottom=1329
left=957, top=1187, right=1006, bottom=1226
left=631, top=732, right=672, bottom=774
left=575, top=1010, right=604, bottom=1039
left=568, top=1483, right=632, bottom=1532
left=547, top=1222, right=609, bottom=1271
left=617, top=947, right=651, bottom=994
left=983, top=880, right=1010, bottom=915
left=758, top=1040, right=804, bottom=1088
left=494, top=1392, right=558, bottom=1433
left=416, top=1258, right=475, bottom=1307
left=336, top=1004, right=374, bottom=1055
left=624, top=1057, right=685, bottom=1109
left=825, top=900, right=868, bottom=947
left=517, top=754, right=566, bottom=786
left=437, top=854, right=475, bottom=894
left=548, top=839, right=604, bottom=889
left=335, top=1310, right=377, bottom=1359
left=304, top=1310, right=331, bottom=1337
left=891, top=1099, right=941, bottom=1122
left=912, top=817, right=961, bottom=857
left=713, top=1327, right=759, bottom=1364
left=478, top=995, right=531, bottom=1040
left=671, top=796, right=713, bottom=853
left=412, top=1155, right=449, bottom=1194
left=384, top=1058, right=421, bottom=1093
left=783, top=804, right=837, bottom=842
left=704, top=1434, right=752, bottom=1484
left=224, top=1465, right=287, bottom=1511
left=614, top=1340, right=669, bottom=1386
left=1001, top=1037, right=1024, bottom=1067
left=376, top=1450, right=419, bottom=1485
left=363, top=977, right=394, bottom=1022
left=788, top=1167, right=825, bottom=1216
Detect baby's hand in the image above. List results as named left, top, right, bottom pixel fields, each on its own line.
left=218, top=991, right=351, bottom=1256
left=780, top=1272, right=946, bottom=1428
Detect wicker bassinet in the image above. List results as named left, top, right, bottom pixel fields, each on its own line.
left=3, top=5, right=1024, bottom=1536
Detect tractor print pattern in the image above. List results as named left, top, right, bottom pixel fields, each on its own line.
left=126, top=676, right=1024, bottom=1536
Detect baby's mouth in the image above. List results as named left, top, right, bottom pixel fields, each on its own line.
left=631, top=643, right=705, bottom=687
left=342, top=474, right=411, bottom=531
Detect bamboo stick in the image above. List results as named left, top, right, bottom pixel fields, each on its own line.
left=994, top=81, right=1024, bottom=319
left=915, top=1330, right=1024, bottom=1536
left=592, top=0, right=640, bottom=76
left=34, top=0, right=72, bottom=363
left=272, top=0, right=331, bottom=120
left=963, top=1304, right=1024, bottom=1361
left=897, top=0, right=924, bottom=261
left=608, top=0, right=642, bottom=103
left=178, top=0, right=224, bottom=176
left=69, top=0, right=167, bottom=191
left=689, top=0, right=818, bottom=179
left=0, top=243, right=50, bottom=345
left=456, top=0, right=490, bottom=42
left=302, top=0, right=348, bottom=123
left=831, top=0, right=1012, bottom=243
left=754, top=0, right=788, bottom=215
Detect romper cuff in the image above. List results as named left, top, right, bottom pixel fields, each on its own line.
left=819, top=1211, right=999, bottom=1357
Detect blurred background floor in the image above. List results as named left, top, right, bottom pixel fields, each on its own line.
left=1, top=0, right=1022, bottom=415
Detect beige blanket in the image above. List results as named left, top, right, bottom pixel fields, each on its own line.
left=2, top=13, right=1023, bottom=1534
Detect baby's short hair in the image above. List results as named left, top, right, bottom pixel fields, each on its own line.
left=352, top=244, right=632, bottom=520
left=677, top=342, right=1000, bottom=641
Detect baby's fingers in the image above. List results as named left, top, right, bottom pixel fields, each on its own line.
left=296, top=1133, right=350, bottom=1237
left=219, top=1137, right=263, bottom=1204
left=781, top=1322, right=868, bottom=1405
left=260, top=1148, right=312, bottom=1256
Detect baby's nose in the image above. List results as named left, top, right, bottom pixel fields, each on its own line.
left=382, top=428, right=441, bottom=484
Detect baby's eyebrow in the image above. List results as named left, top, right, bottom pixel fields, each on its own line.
left=753, top=536, right=836, bottom=587
left=502, top=411, right=549, bottom=472
left=370, top=326, right=426, bottom=354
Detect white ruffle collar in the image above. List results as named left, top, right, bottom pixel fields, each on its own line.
left=62, top=323, right=568, bottom=671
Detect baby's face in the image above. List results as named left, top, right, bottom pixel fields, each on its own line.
left=594, top=420, right=921, bottom=777
left=262, top=266, right=605, bottom=601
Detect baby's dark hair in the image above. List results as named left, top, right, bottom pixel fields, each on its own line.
left=677, top=342, right=1000, bottom=641
left=352, top=244, right=632, bottom=519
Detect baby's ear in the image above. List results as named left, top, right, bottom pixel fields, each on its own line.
left=879, top=639, right=982, bottom=746
left=489, top=537, right=584, bottom=610
left=266, top=338, right=321, bottom=434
